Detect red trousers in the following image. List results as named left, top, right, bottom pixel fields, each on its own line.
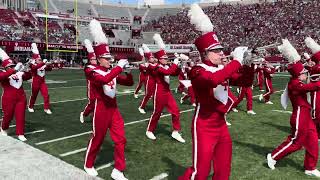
left=147, top=86, right=181, bottom=132
left=134, top=73, right=146, bottom=95
left=226, top=89, right=237, bottom=113
left=82, top=98, right=95, bottom=117
left=311, top=91, right=320, bottom=138
left=139, top=76, right=155, bottom=109
left=1, top=92, right=26, bottom=135
left=179, top=107, right=232, bottom=180
left=182, top=86, right=195, bottom=104
left=84, top=99, right=126, bottom=170
left=271, top=107, right=318, bottom=170
left=256, top=72, right=263, bottom=90
left=263, top=78, right=273, bottom=102
left=28, top=81, right=50, bottom=109
left=177, top=83, right=185, bottom=93
left=233, top=87, right=253, bottom=110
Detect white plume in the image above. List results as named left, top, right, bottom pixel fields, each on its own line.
left=0, top=48, right=10, bottom=61
left=142, top=44, right=150, bottom=53
left=305, top=37, right=320, bottom=54
left=89, top=19, right=108, bottom=45
left=188, top=3, right=213, bottom=34
left=153, top=33, right=166, bottom=49
left=304, top=52, right=310, bottom=60
left=138, top=48, right=144, bottom=56
left=180, top=54, right=189, bottom=60
left=84, top=39, right=94, bottom=53
left=277, top=39, right=301, bottom=63
left=31, top=43, right=39, bottom=54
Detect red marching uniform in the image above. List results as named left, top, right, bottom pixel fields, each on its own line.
left=134, top=64, right=147, bottom=95
left=28, top=62, right=52, bottom=110
left=262, top=65, right=275, bottom=102
left=0, top=59, right=31, bottom=137
left=232, top=64, right=255, bottom=111
left=255, top=65, right=264, bottom=91
left=84, top=65, right=133, bottom=171
left=82, top=64, right=98, bottom=117
left=269, top=62, right=320, bottom=172
left=146, top=62, right=181, bottom=132
left=138, top=63, right=156, bottom=110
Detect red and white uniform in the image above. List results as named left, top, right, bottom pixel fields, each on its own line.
left=82, top=64, right=98, bottom=117
left=134, top=64, right=147, bottom=95
left=255, top=65, right=264, bottom=90
left=232, top=64, right=255, bottom=110
left=180, top=66, right=195, bottom=104
left=1, top=69, right=31, bottom=135
left=262, top=65, right=275, bottom=102
left=139, top=63, right=156, bottom=109
left=28, top=62, right=52, bottom=110
left=146, top=63, right=181, bottom=132
left=177, top=68, right=186, bottom=93
left=84, top=66, right=133, bottom=170
left=179, top=60, right=241, bottom=180
left=309, top=64, right=320, bottom=138
left=271, top=78, right=320, bottom=170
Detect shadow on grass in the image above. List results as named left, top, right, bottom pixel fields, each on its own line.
left=260, top=122, right=290, bottom=134
left=234, top=141, right=303, bottom=171
left=162, top=156, right=186, bottom=180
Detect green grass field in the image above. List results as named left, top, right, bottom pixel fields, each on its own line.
left=2, top=69, right=317, bottom=180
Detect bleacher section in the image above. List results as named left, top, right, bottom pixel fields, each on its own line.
left=129, top=8, right=147, bottom=17
left=144, top=8, right=181, bottom=22
left=94, top=4, right=130, bottom=19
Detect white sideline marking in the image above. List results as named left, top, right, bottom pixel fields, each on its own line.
left=252, top=90, right=284, bottom=98
left=150, top=173, right=169, bottom=180
left=59, top=147, right=87, bottom=157
left=9, top=125, right=16, bottom=128
left=96, top=161, right=114, bottom=171
left=272, top=110, right=292, bottom=114
left=25, top=129, right=45, bottom=135
left=25, top=86, right=87, bottom=91
left=52, top=108, right=194, bottom=157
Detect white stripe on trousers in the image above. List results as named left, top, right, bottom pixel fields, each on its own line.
left=134, top=72, right=142, bottom=93
left=84, top=99, right=97, bottom=167
left=191, top=104, right=201, bottom=180
left=147, top=83, right=158, bottom=131
left=263, top=78, right=272, bottom=97
left=272, top=106, right=300, bottom=159
left=313, top=92, right=317, bottom=119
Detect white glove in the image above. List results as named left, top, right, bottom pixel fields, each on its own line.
left=14, top=62, right=23, bottom=71
left=179, top=54, right=189, bottom=61
left=117, top=59, right=129, bottom=69
left=43, top=59, right=47, bottom=63
left=30, top=59, right=36, bottom=65
left=173, top=58, right=180, bottom=65
left=232, top=46, right=249, bottom=64
left=144, top=63, right=149, bottom=67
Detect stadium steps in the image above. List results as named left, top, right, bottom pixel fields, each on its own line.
left=48, top=0, right=59, bottom=13
left=90, top=3, right=99, bottom=17
left=141, top=9, right=150, bottom=24
left=127, top=8, right=133, bottom=24
left=0, top=135, right=102, bottom=180
left=112, top=30, right=131, bottom=44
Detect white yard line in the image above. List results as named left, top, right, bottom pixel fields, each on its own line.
left=150, top=173, right=169, bottom=180
left=25, top=86, right=87, bottom=91
left=50, top=108, right=194, bottom=158
left=96, top=161, right=114, bottom=171
left=272, top=110, right=292, bottom=114
left=9, top=125, right=16, bottom=128
left=252, top=90, right=284, bottom=98
left=24, top=129, right=45, bottom=135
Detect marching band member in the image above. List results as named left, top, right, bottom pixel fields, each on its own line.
left=83, top=20, right=132, bottom=180
left=259, top=61, right=276, bottom=104
left=0, top=48, right=31, bottom=141
left=27, top=43, right=53, bottom=114
left=179, top=61, right=196, bottom=106
left=232, top=63, right=256, bottom=115
left=179, top=4, right=247, bottom=180
left=133, top=48, right=147, bottom=98
left=267, top=39, right=320, bottom=177
left=305, top=37, right=320, bottom=139
left=138, top=44, right=157, bottom=114
left=80, top=39, right=98, bottom=123
left=145, top=33, right=185, bottom=143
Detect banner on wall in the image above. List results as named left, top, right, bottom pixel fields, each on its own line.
left=145, top=44, right=195, bottom=53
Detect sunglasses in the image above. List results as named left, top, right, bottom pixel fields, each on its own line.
left=208, top=48, right=224, bottom=53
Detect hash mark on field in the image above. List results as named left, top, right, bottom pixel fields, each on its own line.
left=49, top=108, right=194, bottom=156
left=150, top=173, right=168, bottom=180
left=96, top=161, right=114, bottom=171
left=272, top=110, right=292, bottom=114
left=24, top=129, right=45, bottom=135
left=9, top=125, right=16, bottom=128
left=26, top=86, right=87, bottom=91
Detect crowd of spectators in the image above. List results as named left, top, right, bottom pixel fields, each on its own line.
left=143, top=0, right=320, bottom=53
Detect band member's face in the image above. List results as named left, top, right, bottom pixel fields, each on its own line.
left=36, top=58, right=42, bottom=64
left=159, top=58, right=168, bottom=65
left=207, top=49, right=225, bottom=65
left=148, top=57, right=156, bottom=63
left=98, top=57, right=111, bottom=69
left=299, top=73, right=307, bottom=81
left=90, top=59, right=97, bottom=65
